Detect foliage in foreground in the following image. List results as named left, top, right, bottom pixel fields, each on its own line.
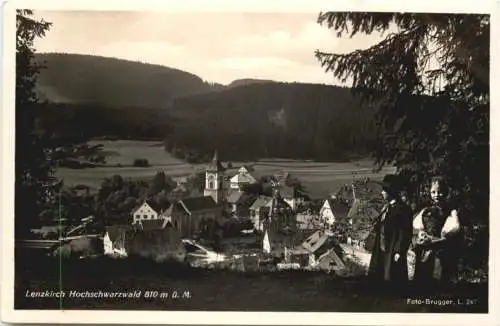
left=316, top=12, right=489, bottom=271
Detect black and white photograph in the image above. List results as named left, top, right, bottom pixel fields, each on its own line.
left=1, top=0, right=497, bottom=324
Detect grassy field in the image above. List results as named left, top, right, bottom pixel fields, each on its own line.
left=55, top=140, right=395, bottom=198
left=15, top=256, right=488, bottom=312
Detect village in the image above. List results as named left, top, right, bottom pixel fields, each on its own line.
left=24, top=151, right=386, bottom=276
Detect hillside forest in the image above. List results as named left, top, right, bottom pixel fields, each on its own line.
left=33, top=53, right=377, bottom=163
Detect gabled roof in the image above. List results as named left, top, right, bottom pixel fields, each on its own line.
left=132, top=200, right=170, bottom=215
left=302, top=230, right=329, bottom=253
left=105, top=225, right=131, bottom=242
left=324, top=198, right=350, bottom=219
left=238, top=165, right=255, bottom=173
left=227, top=190, right=244, bottom=204
left=179, top=196, right=218, bottom=214
left=138, top=218, right=169, bottom=231
left=230, top=173, right=257, bottom=184
left=250, top=196, right=272, bottom=210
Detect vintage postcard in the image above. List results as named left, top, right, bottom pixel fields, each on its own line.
left=1, top=0, right=498, bottom=324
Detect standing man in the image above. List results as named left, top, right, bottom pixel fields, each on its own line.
left=368, top=175, right=414, bottom=284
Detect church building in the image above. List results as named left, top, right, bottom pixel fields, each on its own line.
left=204, top=150, right=225, bottom=204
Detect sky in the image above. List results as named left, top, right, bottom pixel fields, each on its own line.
left=33, top=11, right=386, bottom=85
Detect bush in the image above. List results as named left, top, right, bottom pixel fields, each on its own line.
left=133, top=158, right=150, bottom=167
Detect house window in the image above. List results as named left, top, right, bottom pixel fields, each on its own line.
left=208, top=181, right=214, bottom=189
left=143, top=214, right=147, bottom=219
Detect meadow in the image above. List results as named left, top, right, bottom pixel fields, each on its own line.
left=55, top=140, right=395, bottom=199
left=15, top=256, right=487, bottom=312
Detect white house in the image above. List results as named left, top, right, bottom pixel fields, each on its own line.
left=131, top=200, right=169, bottom=225
left=319, top=198, right=350, bottom=226
left=230, top=166, right=257, bottom=190
left=103, top=225, right=129, bottom=258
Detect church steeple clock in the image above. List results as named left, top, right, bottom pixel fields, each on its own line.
left=204, top=150, right=224, bottom=204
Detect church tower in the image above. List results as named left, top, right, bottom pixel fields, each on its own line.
left=204, top=150, right=224, bottom=204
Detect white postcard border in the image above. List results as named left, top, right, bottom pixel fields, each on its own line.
left=1, top=0, right=499, bottom=325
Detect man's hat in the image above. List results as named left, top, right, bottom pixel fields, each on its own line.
left=380, top=174, right=403, bottom=195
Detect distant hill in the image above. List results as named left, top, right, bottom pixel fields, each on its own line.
left=30, top=53, right=377, bottom=162
left=34, top=53, right=224, bottom=108
left=165, top=82, right=377, bottom=162
left=227, top=78, right=276, bottom=88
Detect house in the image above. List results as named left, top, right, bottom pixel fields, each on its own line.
left=229, top=167, right=257, bottom=191
left=319, top=197, right=350, bottom=226
left=279, top=185, right=304, bottom=211
left=226, top=190, right=257, bottom=218
left=238, top=165, right=254, bottom=175
left=137, top=218, right=172, bottom=231
left=166, top=196, right=221, bottom=238
left=103, top=225, right=130, bottom=258
left=131, top=200, right=170, bottom=225
left=301, top=230, right=346, bottom=272
left=249, top=196, right=272, bottom=230
left=261, top=189, right=295, bottom=232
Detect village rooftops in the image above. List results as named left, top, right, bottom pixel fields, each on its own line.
left=227, top=190, right=244, bottom=204
left=302, top=230, right=330, bottom=253
left=238, top=165, right=255, bottom=173
left=250, top=196, right=272, bottom=210
left=230, top=173, right=257, bottom=184
left=178, top=196, right=219, bottom=214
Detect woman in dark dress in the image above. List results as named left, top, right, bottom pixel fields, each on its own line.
left=412, top=177, right=462, bottom=284
left=368, top=175, right=413, bottom=283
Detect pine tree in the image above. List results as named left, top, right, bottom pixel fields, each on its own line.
left=16, top=10, right=101, bottom=236
left=316, top=12, right=489, bottom=271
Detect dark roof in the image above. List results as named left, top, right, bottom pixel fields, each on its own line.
left=227, top=190, right=244, bottom=204
left=138, top=219, right=168, bottom=231
left=179, top=196, right=218, bottom=214
left=105, top=225, right=130, bottom=242
left=302, top=230, right=329, bottom=253
left=326, top=199, right=350, bottom=219
left=250, top=196, right=272, bottom=210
